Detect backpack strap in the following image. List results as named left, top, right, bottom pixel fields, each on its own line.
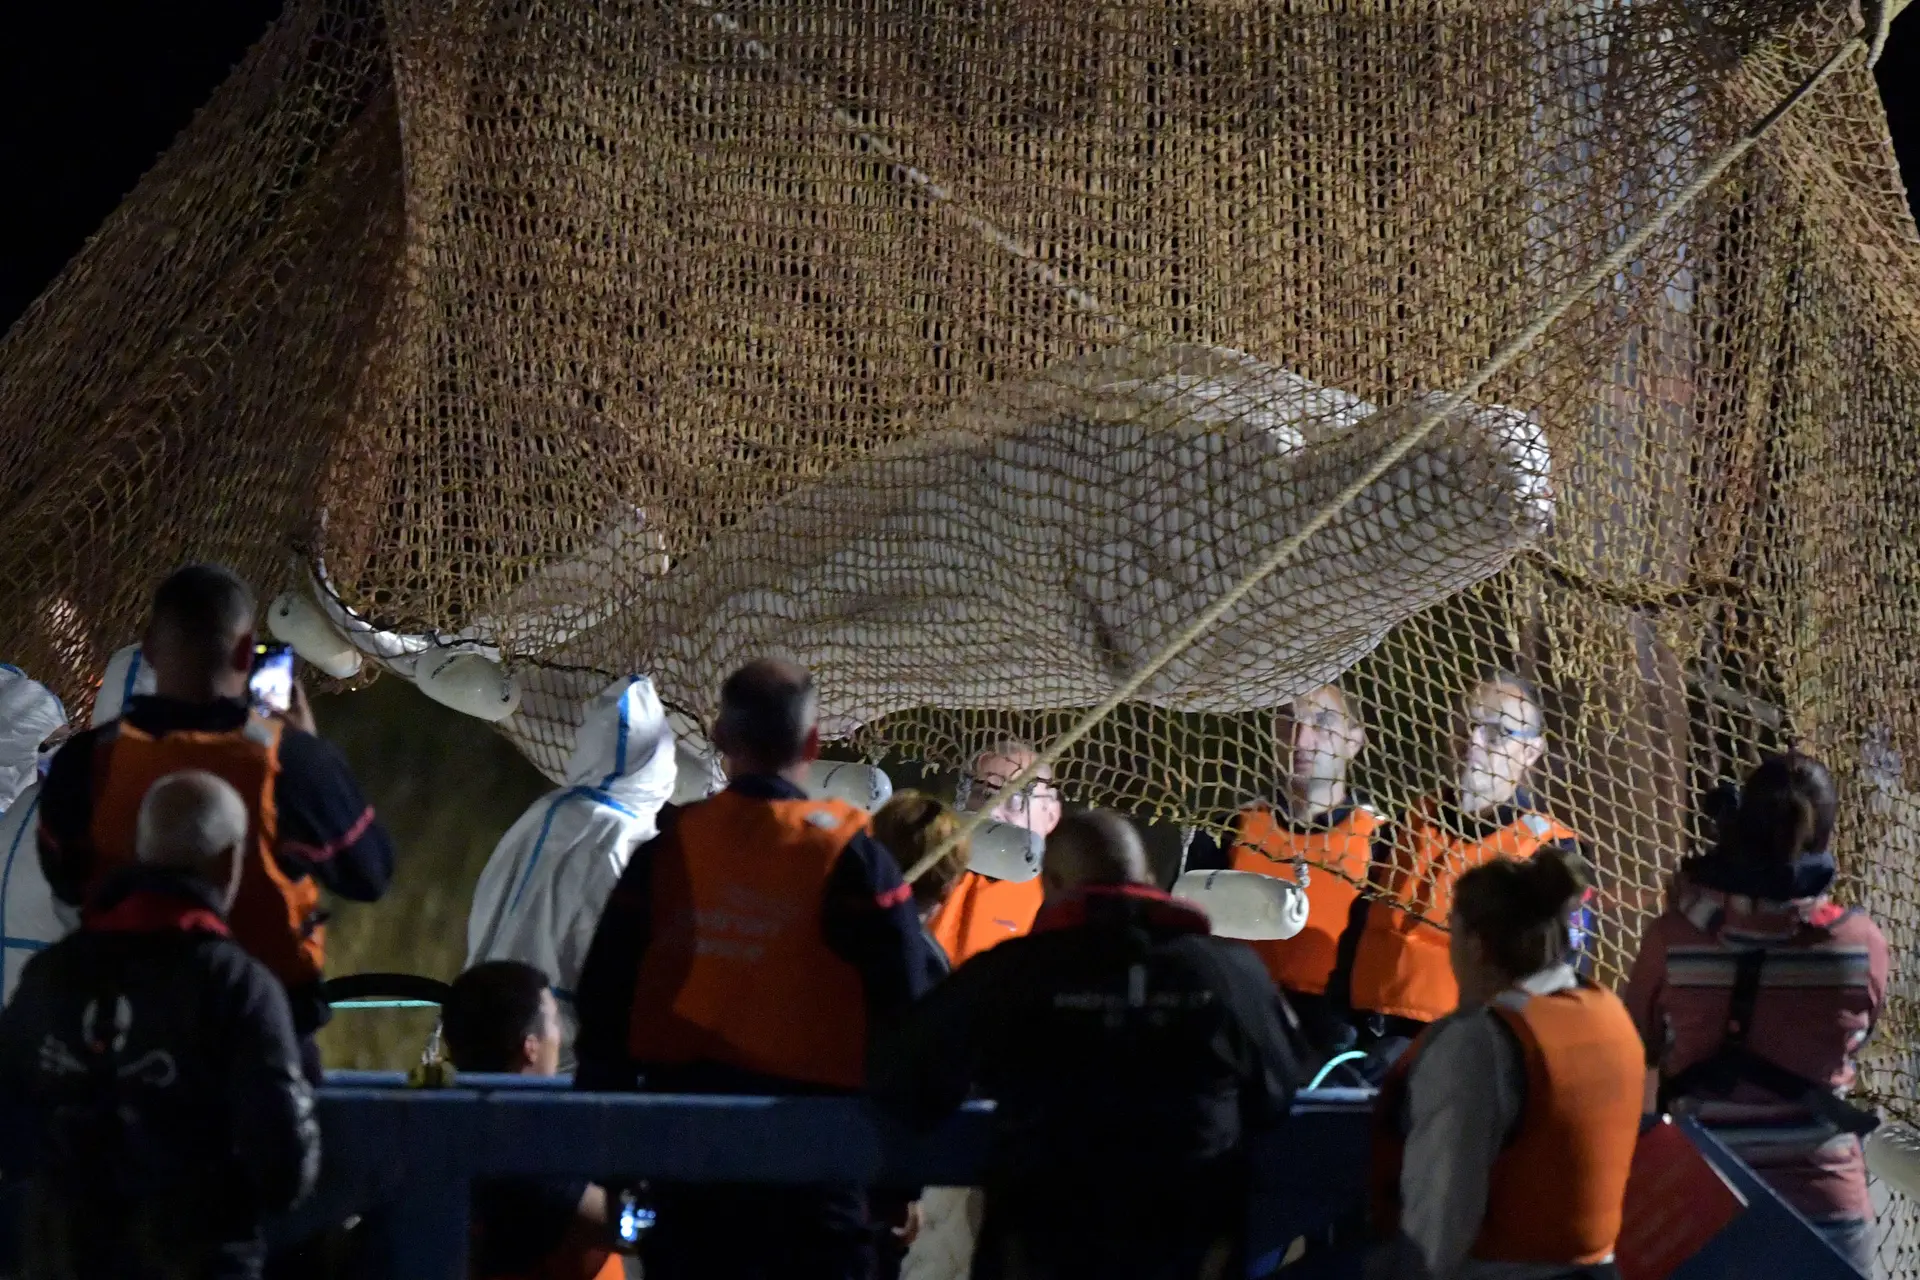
left=1660, top=948, right=1879, bottom=1137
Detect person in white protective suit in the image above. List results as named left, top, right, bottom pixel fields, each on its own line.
left=0, top=646, right=152, bottom=1001
left=0, top=667, right=68, bottom=816
left=465, top=675, right=677, bottom=1016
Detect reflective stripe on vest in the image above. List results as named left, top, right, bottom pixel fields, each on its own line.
left=928, top=870, right=1044, bottom=967
left=87, top=716, right=324, bottom=987
left=1371, top=983, right=1643, bottom=1264
left=1229, top=803, right=1380, bottom=996
left=628, top=789, right=871, bottom=1089
left=1349, top=801, right=1577, bottom=1023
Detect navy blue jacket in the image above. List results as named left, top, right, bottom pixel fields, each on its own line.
left=0, top=868, right=319, bottom=1280
left=37, top=695, right=395, bottom=1031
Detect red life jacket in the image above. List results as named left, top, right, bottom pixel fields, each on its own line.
left=1349, top=798, right=1577, bottom=1023
left=627, top=788, right=872, bottom=1089
left=1227, top=802, right=1380, bottom=996
left=1372, top=982, right=1644, bottom=1264
left=86, top=715, right=325, bottom=988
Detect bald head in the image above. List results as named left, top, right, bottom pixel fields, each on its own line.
left=1042, top=809, right=1149, bottom=898
left=136, top=771, right=248, bottom=904
left=714, top=658, right=820, bottom=776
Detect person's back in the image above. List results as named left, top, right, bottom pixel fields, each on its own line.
left=37, top=566, right=395, bottom=1057
left=1626, top=752, right=1888, bottom=1270
left=879, top=810, right=1305, bottom=1280
left=572, top=658, right=928, bottom=1280
left=0, top=771, right=319, bottom=1280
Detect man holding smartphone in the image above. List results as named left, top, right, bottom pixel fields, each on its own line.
left=35, top=563, right=395, bottom=1077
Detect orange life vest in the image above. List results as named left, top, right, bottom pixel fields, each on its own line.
left=1228, top=802, right=1381, bottom=996
left=928, top=870, right=1044, bottom=967
left=1372, top=982, right=1644, bottom=1264
left=87, top=715, right=324, bottom=988
left=472, top=1230, right=621, bottom=1280
left=1348, top=799, right=1577, bottom=1023
left=628, top=788, right=873, bottom=1089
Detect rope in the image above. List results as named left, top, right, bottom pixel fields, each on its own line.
left=690, top=0, right=1130, bottom=335
left=1307, top=1051, right=1370, bottom=1091
left=906, top=30, right=1868, bottom=885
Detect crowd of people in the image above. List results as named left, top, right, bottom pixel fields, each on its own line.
left=0, top=562, right=1893, bottom=1280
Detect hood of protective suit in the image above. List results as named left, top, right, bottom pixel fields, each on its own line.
left=467, top=675, right=678, bottom=999
left=0, top=667, right=67, bottom=813
left=92, top=644, right=156, bottom=726
left=565, top=675, right=679, bottom=808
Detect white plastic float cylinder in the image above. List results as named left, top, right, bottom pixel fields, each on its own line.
left=1171, top=869, right=1310, bottom=941
left=672, top=743, right=724, bottom=805
left=965, top=820, right=1044, bottom=883
left=417, top=650, right=522, bottom=722
left=1866, top=1122, right=1920, bottom=1199
left=266, top=592, right=363, bottom=679
left=804, top=760, right=893, bottom=810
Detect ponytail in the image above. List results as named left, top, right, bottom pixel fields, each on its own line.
left=1453, top=846, right=1591, bottom=979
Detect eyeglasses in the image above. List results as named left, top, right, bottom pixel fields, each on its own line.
left=971, top=777, right=1060, bottom=814
left=1284, top=709, right=1347, bottom=735
left=1466, top=718, right=1544, bottom=744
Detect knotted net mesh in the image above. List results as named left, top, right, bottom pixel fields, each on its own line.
left=4, top=0, right=1920, bottom=1258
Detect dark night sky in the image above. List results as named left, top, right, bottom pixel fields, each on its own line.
left=2, top=4, right=1919, bottom=337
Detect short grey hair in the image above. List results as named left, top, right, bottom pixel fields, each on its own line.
left=136, top=771, right=248, bottom=873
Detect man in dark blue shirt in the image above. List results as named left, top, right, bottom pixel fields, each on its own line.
left=36, top=564, right=394, bottom=1070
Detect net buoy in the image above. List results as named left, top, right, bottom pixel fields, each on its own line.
left=671, top=742, right=723, bottom=804
left=1171, top=869, right=1309, bottom=940
left=417, top=650, right=522, bottom=722
left=266, top=592, right=363, bottom=679
left=1866, top=1122, right=1920, bottom=1198
left=965, top=820, right=1044, bottom=883
left=804, top=760, right=893, bottom=810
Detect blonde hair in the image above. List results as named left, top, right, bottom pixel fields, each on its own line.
left=872, top=789, right=970, bottom=911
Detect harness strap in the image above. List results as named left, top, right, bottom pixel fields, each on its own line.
left=1660, top=948, right=1879, bottom=1137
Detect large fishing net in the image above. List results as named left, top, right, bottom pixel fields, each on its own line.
left=4, top=0, right=1920, bottom=1260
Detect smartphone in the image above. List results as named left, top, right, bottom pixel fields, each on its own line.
left=249, top=643, right=295, bottom=715
left=616, top=1195, right=655, bottom=1246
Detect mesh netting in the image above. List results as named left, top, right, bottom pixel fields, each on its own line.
left=4, top=0, right=1920, bottom=1260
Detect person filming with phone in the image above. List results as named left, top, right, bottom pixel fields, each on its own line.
left=35, top=563, right=395, bottom=1077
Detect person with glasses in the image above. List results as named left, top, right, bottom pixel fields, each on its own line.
left=1346, top=671, right=1581, bottom=1065
left=1184, top=683, right=1384, bottom=1057
left=928, top=739, right=1064, bottom=967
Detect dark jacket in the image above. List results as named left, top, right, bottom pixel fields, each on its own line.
left=37, top=694, right=396, bottom=1032
left=0, top=868, right=320, bottom=1280
left=573, top=773, right=932, bottom=1094
left=875, top=884, right=1307, bottom=1206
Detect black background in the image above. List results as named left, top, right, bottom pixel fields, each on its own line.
left=2, top=4, right=1917, bottom=336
